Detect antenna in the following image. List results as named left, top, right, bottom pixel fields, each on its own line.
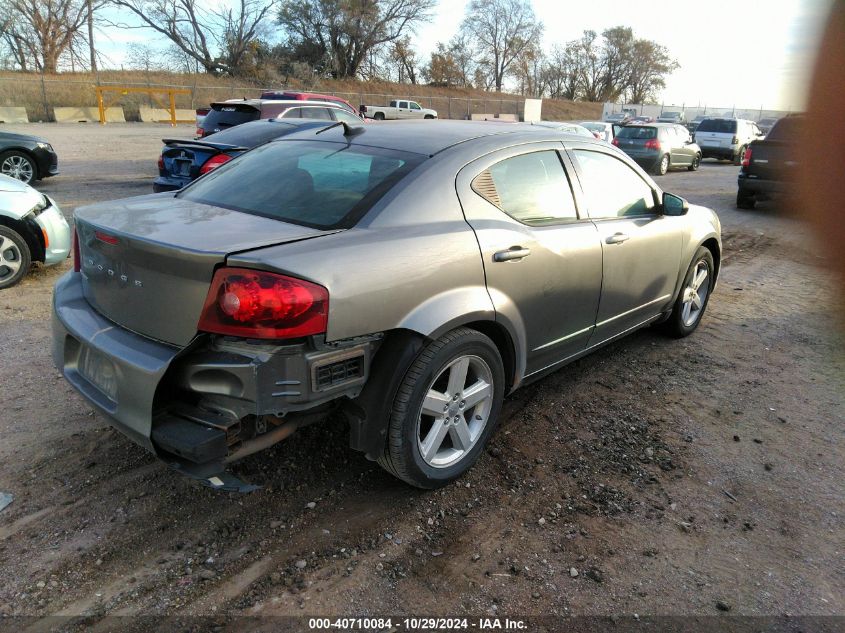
left=315, top=121, right=365, bottom=137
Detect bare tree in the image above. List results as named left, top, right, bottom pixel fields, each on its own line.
left=626, top=39, right=678, bottom=103
left=460, top=0, right=542, bottom=92
left=542, top=43, right=581, bottom=100
left=109, top=0, right=274, bottom=75
left=390, top=35, right=418, bottom=83
left=0, top=0, right=99, bottom=73
left=277, top=0, right=435, bottom=79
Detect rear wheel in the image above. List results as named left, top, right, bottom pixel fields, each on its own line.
left=378, top=327, right=505, bottom=488
left=662, top=247, right=714, bottom=338
left=373, top=112, right=385, bottom=121
left=688, top=153, right=701, bottom=171
left=0, top=226, right=31, bottom=289
left=736, top=190, right=756, bottom=209
left=0, top=151, right=37, bottom=184
left=654, top=154, right=670, bottom=176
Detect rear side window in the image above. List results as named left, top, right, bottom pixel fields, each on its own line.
left=202, top=106, right=259, bottom=132
left=697, top=119, right=737, bottom=133
left=472, top=151, right=578, bottom=225
left=298, top=107, right=333, bottom=120
left=616, top=126, right=657, bottom=139
left=282, top=107, right=305, bottom=118
left=179, top=141, right=424, bottom=229
left=572, top=150, right=656, bottom=218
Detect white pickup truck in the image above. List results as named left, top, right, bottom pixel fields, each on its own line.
left=360, top=100, right=438, bottom=120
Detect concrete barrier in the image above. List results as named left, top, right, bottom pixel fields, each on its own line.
left=139, top=106, right=195, bottom=123
left=0, top=107, right=29, bottom=123
left=53, top=106, right=125, bottom=123
left=470, top=113, right=519, bottom=122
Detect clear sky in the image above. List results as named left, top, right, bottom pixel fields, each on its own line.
left=95, top=0, right=832, bottom=110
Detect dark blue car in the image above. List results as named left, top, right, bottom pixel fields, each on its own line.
left=152, top=118, right=334, bottom=192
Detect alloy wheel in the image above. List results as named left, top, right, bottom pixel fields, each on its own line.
left=1, top=155, right=34, bottom=183
left=416, top=354, right=494, bottom=468
left=681, top=260, right=710, bottom=327
left=0, top=235, right=23, bottom=282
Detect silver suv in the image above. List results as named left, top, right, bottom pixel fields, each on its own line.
left=695, top=118, right=765, bottom=164
left=52, top=122, right=721, bottom=490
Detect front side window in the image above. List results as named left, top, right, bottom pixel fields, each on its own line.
left=472, top=151, right=578, bottom=225
left=410, top=102, right=421, bottom=110
left=572, top=150, right=656, bottom=218
left=180, top=141, right=424, bottom=229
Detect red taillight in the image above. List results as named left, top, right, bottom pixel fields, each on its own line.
left=644, top=139, right=660, bottom=150
left=157, top=155, right=164, bottom=171
left=95, top=230, right=119, bottom=245
left=197, top=268, right=328, bottom=340
left=199, top=154, right=232, bottom=175
left=741, top=147, right=752, bottom=167
left=611, top=138, right=620, bottom=146
left=72, top=229, right=80, bottom=272
left=196, top=127, right=205, bottom=137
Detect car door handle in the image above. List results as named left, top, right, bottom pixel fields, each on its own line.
left=493, top=246, right=531, bottom=262
left=606, top=232, right=630, bottom=244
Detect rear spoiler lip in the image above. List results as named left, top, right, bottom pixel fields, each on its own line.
left=161, top=139, right=248, bottom=152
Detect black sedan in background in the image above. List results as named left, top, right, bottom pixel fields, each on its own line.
left=153, top=118, right=335, bottom=192
left=0, top=131, right=59, bottom=184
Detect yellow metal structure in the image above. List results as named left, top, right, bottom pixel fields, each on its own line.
left=95, top=86, right=192, bottom=125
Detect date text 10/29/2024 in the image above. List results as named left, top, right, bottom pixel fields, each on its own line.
left=308, top=617, right=528, bottom=630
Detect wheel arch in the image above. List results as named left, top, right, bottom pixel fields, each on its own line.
left=700, top=236, right=721, bottom=283
left=0, top=214, right=44, bottom=262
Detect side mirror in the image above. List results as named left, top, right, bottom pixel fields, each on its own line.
left=663, top=192, right=689, bottom=216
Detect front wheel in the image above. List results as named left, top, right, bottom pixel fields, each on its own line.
left=654, top=154, right=670, bottom=176
left=424, top=114, right=434, bottom=119
left=688, top=153, right=701, bottom=171
left=661, top=247, right=714, bottom=338
left=0, top=226, right=32, bottom=289
left=378, top=327, right=505, bottom=488
left=0, top=151, right=37, bottom=184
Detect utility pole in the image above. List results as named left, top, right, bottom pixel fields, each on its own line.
left=87, top=0, right=97, bottom=74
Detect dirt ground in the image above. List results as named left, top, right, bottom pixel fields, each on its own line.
left=0, top=123, right=842, bottom=631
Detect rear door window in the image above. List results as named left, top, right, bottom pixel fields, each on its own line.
left=298, top=107, right=333, bottom=120
left=179, top=141, right=424, bottom=229
left=616, top=126, right=657, bottom=139
left=472, top=151, right=578, bottom=225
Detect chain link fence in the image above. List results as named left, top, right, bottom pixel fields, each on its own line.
left=0, top=75, right=602, bottom=123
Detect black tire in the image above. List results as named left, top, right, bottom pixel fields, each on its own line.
left=661, top=246, right=714, bottom=338
left=733, top=145, right=747, bottom=166
left=0, top=225, right=32, bottom=289
left=424, top=114, right=434, bottom=119
left=373, top=112, right=385, bottom=121
left=653, top=153, right=670, bottom=176
left=0, top=150, right=38, bottom=184
left=688, top=153, right=701, bottom=171
left=378, top=327, right=505, bottom=488
left=736, top=190, right=756, bottom=209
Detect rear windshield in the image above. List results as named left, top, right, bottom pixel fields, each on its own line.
left=697, top=119, right=737, bottom=133
left=202, top=105, right=260, bottom=132
left=766, top=117, right=801, bottom=141
left=202, top=120, right=307, bottom=146
left=179, top=141, right=424, bottom=229
left=616, top=126, right=657, bottom=139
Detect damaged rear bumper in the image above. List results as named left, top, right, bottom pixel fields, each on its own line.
left=51, top=272, right=377, bottom=487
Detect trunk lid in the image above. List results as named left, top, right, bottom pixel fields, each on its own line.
left=75, top=193, right=340, bottom=346
left=160, top=140, right=244, bottom=181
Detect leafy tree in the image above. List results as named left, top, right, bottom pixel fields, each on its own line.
left=626, top=39, right=679, bottom=103
left=277, top=0, right=435, bottom=79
